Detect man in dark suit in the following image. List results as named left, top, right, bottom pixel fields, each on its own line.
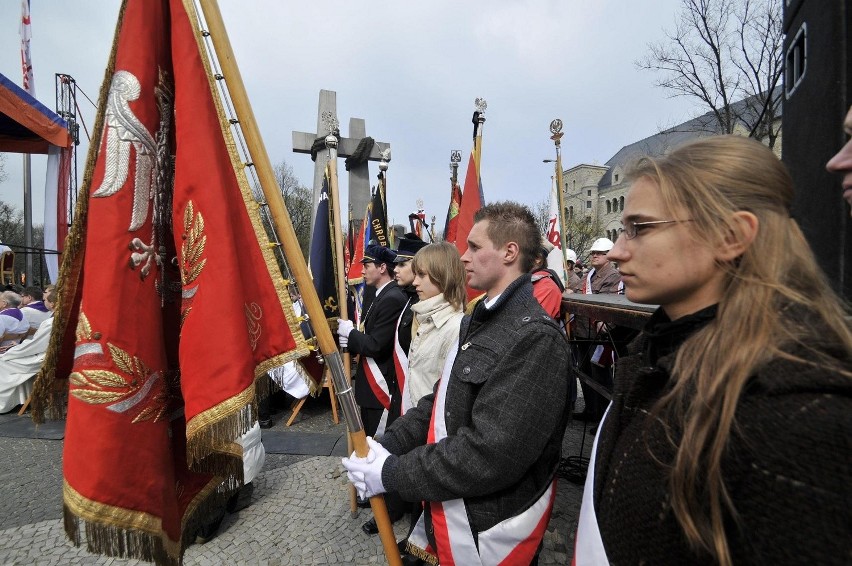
left=337, top=244, right=409, bottom=533
left=337, top=243, right=408, bottom=439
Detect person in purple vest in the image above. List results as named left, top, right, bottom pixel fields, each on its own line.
left=0, top=291, right=29, bottom=352
left=20, top=286, right=51, bottom=336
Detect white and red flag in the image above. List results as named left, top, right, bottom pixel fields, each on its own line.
left=546, top=175, right=561, bottom=249
left=20, top=0, right=34, bottom=95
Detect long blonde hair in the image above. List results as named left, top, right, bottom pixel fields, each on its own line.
left=411, top=242, right=467, bottom=311
left=627, top=135, right=852, bottom=564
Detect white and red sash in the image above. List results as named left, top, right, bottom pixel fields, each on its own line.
left=572, top=404, right=612, bottom=565
left=408, top=340, right=557, bottom=565
left=362, top=355, right=391, bottom=437
left=393, top=300, right=412, bottom=415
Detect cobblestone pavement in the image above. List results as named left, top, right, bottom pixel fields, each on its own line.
left=0, top=388, right=595, bottom=565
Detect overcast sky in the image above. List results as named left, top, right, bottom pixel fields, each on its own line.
left=0, top=0, right=700, bottom=236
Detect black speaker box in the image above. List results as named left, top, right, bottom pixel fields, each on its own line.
left=783, top=0, right=852, bottom=299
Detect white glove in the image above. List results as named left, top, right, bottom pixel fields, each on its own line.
left=341, top=436, right=390, bottom=498
left=337, top=319, right=354, bottom=349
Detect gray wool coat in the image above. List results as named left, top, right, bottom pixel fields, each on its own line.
left=380, top=273, right=571, bottom=534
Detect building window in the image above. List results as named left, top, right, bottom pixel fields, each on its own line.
left=573, top=180, right=576, bottom=191
left=620, top=196, right=625, bottom=209
left=606, top=201, right=611, bottom=214
left=587, top=189, right=592, bottom=197
left=569, top=206, right=574, bottom=219
left=614, top=173, right=619, bottom=183
left=586, top=200, right=592, bottom=209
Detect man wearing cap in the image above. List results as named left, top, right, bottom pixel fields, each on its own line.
left=342, top=202, right=571, bottom=565
left=20, top=287, right=50, bottom=338
left=392, top=236, right=429, bottom=406
left=337, top=244, right=408, bottom=438
left=563, top=249, right=583, bottom=294
left=363, top=235, right=432, bottom=537
left=392, top=236, right=429, bottom=361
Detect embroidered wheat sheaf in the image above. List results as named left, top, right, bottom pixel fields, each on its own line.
left=180, top=200, right=207, bottom=326
left=244, top=302, right=262, bottom=351
left=69, top=341, right=168, bottom=423
left=76, top=312, right=93, bottom=341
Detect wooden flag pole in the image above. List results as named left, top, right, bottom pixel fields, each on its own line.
left=196, top=2, right=402, bottom=564
left=323, top=140, right=358, bottom=517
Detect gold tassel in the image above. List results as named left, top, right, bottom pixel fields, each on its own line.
left=405, top=540, right=439, bottom=565
left=65, top=504, right=181, bottom=566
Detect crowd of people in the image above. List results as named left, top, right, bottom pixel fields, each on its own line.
left=4, top=107, right=852, bottom=563
left=337, top=121, right=852, bottom=565
left=0, top=285, right=56, bottom=413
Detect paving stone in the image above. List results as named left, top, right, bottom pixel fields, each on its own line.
left=1, top=385, right=592, bottom=564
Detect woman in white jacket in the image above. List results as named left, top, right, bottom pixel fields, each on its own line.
left=404, top=242, right=466, bottom=410
left=397, top=241, right=467, bottom=552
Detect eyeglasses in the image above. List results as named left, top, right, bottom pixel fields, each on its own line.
left=621, top=219, right=694, bottom=240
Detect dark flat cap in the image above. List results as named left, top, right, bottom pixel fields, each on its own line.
left=393, top=238, right=429, bottom=262
left=362, top=244, right=397, bottom=265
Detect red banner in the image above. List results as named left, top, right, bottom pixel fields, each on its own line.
left=454, top=148, right=484, bottom=302
left=49, top=1, right=310, bottom=563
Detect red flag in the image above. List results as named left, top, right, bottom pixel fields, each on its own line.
left=19, top=0, right=34, bottom=96
left=454, top=148, right=483, bottom=258
left=546, top=176, right=561, bottom=248
left=444, top=181, right=462, bottom=242
left=454, top=146, right=484, bottom=302
left=38, top=1, right=310, bottom=563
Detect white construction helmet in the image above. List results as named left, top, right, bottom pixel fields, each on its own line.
left=566, top=249, right=578, bottom=263
left=589, top=237, right=615, bottom=253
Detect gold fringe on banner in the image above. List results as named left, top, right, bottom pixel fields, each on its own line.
left=405, top=541, right=439, bottom=566
left=185, top=383, right=255, bottom=471
left=63, top=475, right=227, bottom=566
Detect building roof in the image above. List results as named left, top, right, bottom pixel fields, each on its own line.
left=596, top=90, right=782, bottom=188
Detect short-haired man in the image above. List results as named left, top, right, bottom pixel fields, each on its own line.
left=337, top=244, right=409, bottom=438
left=337, top=244, right=409, bottom=533
left=826, top=104, right=852, bottom=217
left=343, top=202, right=570, bottom=565
left=20, top=287, right=50, bottom=336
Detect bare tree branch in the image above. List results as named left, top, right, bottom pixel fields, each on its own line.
left=636, top=0, right=783, bottom=148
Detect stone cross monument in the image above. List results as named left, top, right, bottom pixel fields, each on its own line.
left=292, top=89, right=390, bottom=237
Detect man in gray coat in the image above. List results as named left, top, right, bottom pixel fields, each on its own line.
left=343, top=202, right=570, bottom=565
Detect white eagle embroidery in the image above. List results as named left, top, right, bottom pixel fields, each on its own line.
left=93, top=70, right=156, bottom=232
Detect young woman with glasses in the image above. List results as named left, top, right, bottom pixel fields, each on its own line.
left=574, top=135, right=852, bottom=565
